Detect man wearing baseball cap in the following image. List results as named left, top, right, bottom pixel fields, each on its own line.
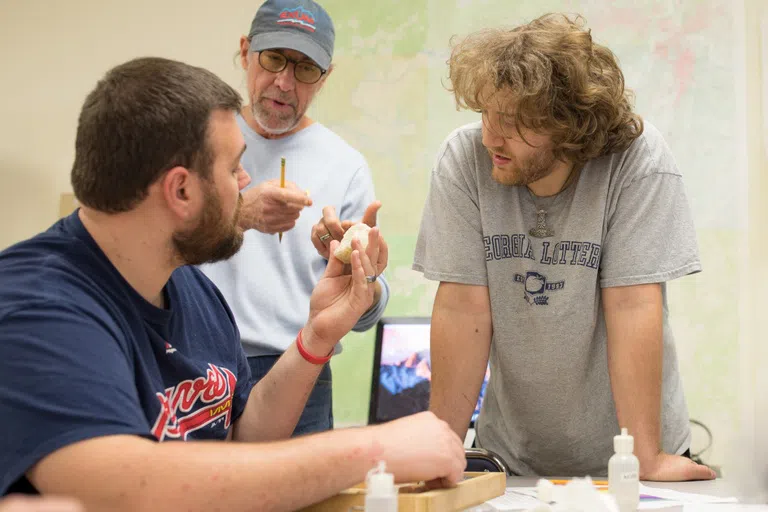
left=201, top=0, right=389, bottom=436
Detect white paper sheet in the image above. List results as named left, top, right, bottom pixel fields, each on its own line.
left=640, top=484, right=739, bottom=504
left=482, top=484, right=741, bottom=511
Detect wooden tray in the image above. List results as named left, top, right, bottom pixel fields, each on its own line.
left=301, top=471, right=506, bottom=512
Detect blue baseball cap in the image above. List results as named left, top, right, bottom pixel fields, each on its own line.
left=248, top=0, right=335, bottom=71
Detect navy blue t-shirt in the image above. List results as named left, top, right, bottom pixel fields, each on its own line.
left=0, top=211, right=253, bottom=495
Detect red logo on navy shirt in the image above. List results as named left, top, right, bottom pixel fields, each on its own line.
left=151, top=364, right=237, bottom=440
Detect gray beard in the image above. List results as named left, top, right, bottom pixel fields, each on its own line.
left=250, top=103, right=300, bottom=136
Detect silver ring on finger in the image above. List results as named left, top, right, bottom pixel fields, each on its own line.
left=319, top=233, right=331, bottom=242
left=365, top=275, right=377, bottom=283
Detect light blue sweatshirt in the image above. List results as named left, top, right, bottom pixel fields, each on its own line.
left=201, top=116, right=389, bottom=357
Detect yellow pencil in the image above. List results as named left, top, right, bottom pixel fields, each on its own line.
left=549, top=479, right=608, bottom=486
left=278, top=157, right=286, bottom=243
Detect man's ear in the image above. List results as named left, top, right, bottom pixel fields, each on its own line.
left=161, top=167, right=199, bottom=222
left=325, top=63, right=334, bottom=78
left=318, top=63, right=334, bottom=90
left=239, top=36, right=250, bottom=70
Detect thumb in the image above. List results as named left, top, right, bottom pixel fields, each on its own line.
left=323, top=240, right=344, bottom=278
left=687, top=462, right=717, bottom=480
left=362, top=201, right=382, bottom=227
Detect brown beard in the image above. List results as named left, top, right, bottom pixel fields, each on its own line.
left=173, top=183, right=244, bottom=266
left=490, top=147, right=557, bottom=186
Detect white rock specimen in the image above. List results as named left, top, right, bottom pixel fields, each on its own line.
left=333, top=223, right=371, bottom=264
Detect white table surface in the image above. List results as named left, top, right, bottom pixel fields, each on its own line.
left=505, top=476, right=737, bottom=497
left=496, top=476, right=768, bottom=510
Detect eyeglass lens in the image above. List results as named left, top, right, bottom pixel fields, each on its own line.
left=259, top=50, right=323, bottom=84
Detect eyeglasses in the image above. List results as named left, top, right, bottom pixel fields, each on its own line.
left=257, top=49, right=326, bottom=85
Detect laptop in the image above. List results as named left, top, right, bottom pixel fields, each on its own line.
left=368, top=316, right=490, bottom=427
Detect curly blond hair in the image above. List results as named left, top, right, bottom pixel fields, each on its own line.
left=448, top=13, right=643, bottom=162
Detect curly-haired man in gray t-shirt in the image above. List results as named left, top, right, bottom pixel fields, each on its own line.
left=414, top=13, right=716, bottom=482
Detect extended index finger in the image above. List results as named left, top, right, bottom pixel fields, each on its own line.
left=361, top=201, right=382, bottom=227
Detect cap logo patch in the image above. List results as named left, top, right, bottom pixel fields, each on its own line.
left=277, top=6, right=316, bottom=33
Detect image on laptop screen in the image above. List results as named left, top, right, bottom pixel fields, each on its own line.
left=368, top=317, right=490, bottom=426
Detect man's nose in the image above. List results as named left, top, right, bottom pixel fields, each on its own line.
left=237, top=167, right=251, bottom=190
left=273, top=64, right=297, bottom=92
left=482, top=123, right=505, bottom=149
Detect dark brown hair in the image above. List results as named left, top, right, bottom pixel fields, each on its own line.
left=448, top=13, right=643, bottom=162
left=71, top=57, right=242, bottom=213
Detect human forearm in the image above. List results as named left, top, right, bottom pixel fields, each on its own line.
left=29, top=430, right=381, bottom=512
left=603, top=284, right=663, bottom=466
left=429, top=282, right=492, bottom=440
left=233, top=330, right=327, bottom=442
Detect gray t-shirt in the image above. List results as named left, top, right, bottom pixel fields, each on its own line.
left=413, top=121, right=700, bottom=476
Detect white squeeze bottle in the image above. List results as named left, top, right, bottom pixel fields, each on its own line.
left=608, top=427, right=640, bottom=512
left=365, top=461, right=397, bottom=512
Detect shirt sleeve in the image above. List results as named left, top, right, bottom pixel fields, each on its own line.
left=339, top=164, right=376, bottom=222
left=413, top=139, right=488, bottom=286
left=0, top=302, right=151, bottom=495
left=340, top=164, right=391, bottom=331
left=353, top=273, right=389, bottom=332
left=599, top=141, right=702, bottom=288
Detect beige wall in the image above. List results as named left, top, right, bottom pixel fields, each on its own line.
left=739, top=0, right=768, bottom=499
left=0, top=0, right=256, bottom=249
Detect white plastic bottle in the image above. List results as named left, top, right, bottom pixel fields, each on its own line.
left=608, top=427, right=640, bottom=512
left=365, top=461, right=398, bottom=512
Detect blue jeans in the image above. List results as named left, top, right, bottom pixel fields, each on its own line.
left=247, top=355, right=333, bottom=436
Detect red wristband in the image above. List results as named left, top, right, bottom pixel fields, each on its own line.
left=296, top=329, right=333, bottom=365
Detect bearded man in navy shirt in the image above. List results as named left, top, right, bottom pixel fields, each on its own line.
left=0, top=57, right=465, bottom=511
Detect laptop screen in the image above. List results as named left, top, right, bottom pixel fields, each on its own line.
left=368, top=317, right=490, bottom=426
